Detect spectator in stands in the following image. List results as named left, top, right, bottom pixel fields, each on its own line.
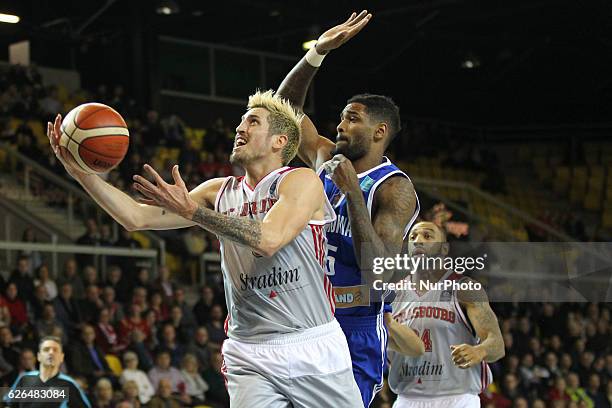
left=0, top=291, right=11, bottom=328
left=126, top=329, right=153, bottom=372
left=79, top=284, right=104, bottom=324
left=202, top=351, right=229, bottom=407
left=187, top=327, right=211, bottom=373
left=75, top=218, right=100, bottom=269
left=135, top=268, right=153, bottom=294
left=35, top=303, right=61, bottom=339
left=181, top=226, right=208, bottom=284
left=33, top=264, right=57, bottom=301
left=205, top=304, right=227, bottom=348
left=157, top=324, right=185, bottom=368
left=544, top=352, right=563, bottom=380
left=18, top=227, right=42, bottom=272
left=560, top=354, right=575, bottom=377
left=9, top=255, right=35, bottom=303
left=0, top=348, right=35, bottom=386
left=577, top=351, right=595, bottom=385
left=120, top=351, right=154, bottom=405
left=39, top=86, right=62, bottom=117
left=92, top=377, right=115, bottom=408
left=146, top=378, right=182, bottom=408
left=167, top=305, right=193, bottom=345
left=152, top=265, right=175, bottom=305
left=99, top=224, right=114, bottom=246
left=82, top=265, right=99, bottom=288
left=53, top=282, right=82, bottom=336
left=144, top=309, right=159, bottom=350
left=111, top=229, right=141, bottom=275
left=148, top=292, right=169, bottom=323
left=193, top=285, right=216, bottom=327
left=142, top=110, right=165, bottom=146
left=95, top=307, right=120, bottom=355
left=501, top=373, right=523, bottom=403
left=147, top=349, right=184, bottom=393
left=67, top=324, right=113, bottom=385
left=57, top=258, right=84, bottom=296
left=101, top=286, right=124, bottom=325
left=118, top=304, right=149, bottom=348
left=131, top=287, right=148, bottom=312
left=0, top=326, right=20, bottom=368
left=4, top=283, right=28, bottom=332
left=586, top=373, right=608, bottom=408
left=566, top=372, right=593, bottom=406
left=180, top=353, right=208, bottom=405
left=120, top=379, right=142, bottom=408
left=172, top=288, right=195, bottom=327
left=104, top=265, right=129, bottom=304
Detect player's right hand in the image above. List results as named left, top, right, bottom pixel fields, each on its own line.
left=315, top=10, right=372, bottom=55
left=47, top=113, right=89, bottom=177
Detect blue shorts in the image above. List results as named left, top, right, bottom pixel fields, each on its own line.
left=336, top=313, right=388, bottom=408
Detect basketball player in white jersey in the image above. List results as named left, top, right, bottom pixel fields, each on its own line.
left=46, top=91, right=363, bottom=407
left=387, top=221, right=505, bottom=408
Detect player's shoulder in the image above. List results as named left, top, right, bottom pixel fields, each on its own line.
left=450, top=274, right=488, bottom=304
left=375, top=173, right=415, bottom=198
left=278, top=167, right=320, bottom=185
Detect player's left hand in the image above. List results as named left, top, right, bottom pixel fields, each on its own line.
left=324, top=154, right=360, bottom=194
left=450, top=344, right=486, bottom=369
left=315, top=10, right=372, bottom=55
left=133, top=164, right=198, bottom=219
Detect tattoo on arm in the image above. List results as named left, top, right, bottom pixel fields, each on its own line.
left=191, top=205, right=262, bottom=249
left=465, top=296, right=505, bottom=362
left=347, top=176, right=417, bottom=278
left=277, top=57, right=319, bottom=110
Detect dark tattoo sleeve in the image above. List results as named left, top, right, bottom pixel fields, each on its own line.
left=460, top=282, right=506, bottom=362
left=277, top=56, right=319, bottom=110
left=191, top=205, right=262, bottom=249
left=346, top=176, right=417, bottom=282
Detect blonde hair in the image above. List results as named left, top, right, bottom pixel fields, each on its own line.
left=247, top=90, right=303, bottom=165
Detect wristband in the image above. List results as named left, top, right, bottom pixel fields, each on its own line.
left=305, top=46, right=326, bottom=67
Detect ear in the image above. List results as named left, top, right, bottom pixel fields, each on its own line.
left=374, top=122, right=388, bottom=142
left=272, top=133, right=288, bottom=150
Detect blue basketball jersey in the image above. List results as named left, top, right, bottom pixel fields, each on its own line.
left=318, top=157, right=419, bottom=316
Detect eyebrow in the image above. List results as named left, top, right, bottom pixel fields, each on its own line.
left=341, top=110, right=361, bottom=119
left=241, top=113, right=261, bottom=121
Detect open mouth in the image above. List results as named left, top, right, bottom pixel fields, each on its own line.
left=234, top=136, right=248, bottom=149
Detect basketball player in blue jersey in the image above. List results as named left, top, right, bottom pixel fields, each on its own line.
left=278, top=11, right=421, bottom=407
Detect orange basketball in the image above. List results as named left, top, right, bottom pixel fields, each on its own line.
left=59, top=103, right=129, bottom=174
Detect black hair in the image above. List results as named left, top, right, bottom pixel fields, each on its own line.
left=38, top=336, right=63, bottom=351
left=347, top=94, right=401, bottom=145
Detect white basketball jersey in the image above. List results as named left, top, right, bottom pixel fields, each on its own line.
left=388, top=271, right=493, bottom=398
left=214, top=167, right=337, bottom=342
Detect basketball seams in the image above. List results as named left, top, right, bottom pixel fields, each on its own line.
left=78, top=141, right=128, bottom=160
left=59, top=104, right=129, bottom=174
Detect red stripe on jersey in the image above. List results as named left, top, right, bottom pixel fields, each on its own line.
left=453, top=296, right=476, bottom=337
left=310, top=225, right=320, bottom=265
left=317, top=225, right=325, bottom=267
left=324, top=274, right=335, bottom=314
left=223, top=315, right=229, bottom=335
left=220, top=341, right=228, bottom=390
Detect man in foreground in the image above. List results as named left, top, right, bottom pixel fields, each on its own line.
left=47, top=91, right=362, bottom=407
left=277, top=10, right=420, bottom=407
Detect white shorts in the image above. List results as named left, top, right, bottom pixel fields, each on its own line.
left=393, top=394, right=480, bottom=408
left=222, top=319, right=363, bottom=408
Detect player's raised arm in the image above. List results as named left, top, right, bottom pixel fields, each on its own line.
left=134, top=166, right=325, bottom=257
left=47, top=114, right=218, bottom=231
left=277, top=10, right=372, bottom=170
left=451, top=281, right=505, bottom=367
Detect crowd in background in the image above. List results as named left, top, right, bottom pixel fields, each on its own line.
left=0, top=64, right=610, bottom=407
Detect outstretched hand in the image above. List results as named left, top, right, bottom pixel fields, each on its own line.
left=133, top=164, right=198, bottom=219
left=315, top=10, right=372, bottom=55
left=46, top=113, right=89, bottom=177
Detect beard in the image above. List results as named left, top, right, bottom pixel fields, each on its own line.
left=229, top=147, right=265, bottom=166
left=332, top=137, right=369, bottom=161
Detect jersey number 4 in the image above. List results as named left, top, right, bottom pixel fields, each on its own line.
left=413, top=328, right=433, bottom=352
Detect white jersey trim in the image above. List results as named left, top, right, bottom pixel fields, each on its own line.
left=214, top=177, right=232, bottom=212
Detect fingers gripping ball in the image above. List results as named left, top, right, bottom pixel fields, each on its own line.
left=59, top=103, right=129, bottom=174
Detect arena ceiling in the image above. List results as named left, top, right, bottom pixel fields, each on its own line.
left=1, top=0, right=611, bottom=124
